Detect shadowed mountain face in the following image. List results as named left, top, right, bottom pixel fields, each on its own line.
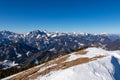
left=111, top=56, right=120, bottom=80
left=0, top=30, right=120, bottom=70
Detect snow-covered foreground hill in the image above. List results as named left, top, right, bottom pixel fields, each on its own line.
left=2, top=47, right=120, bottom=80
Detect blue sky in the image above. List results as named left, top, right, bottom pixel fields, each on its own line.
left=0, top=0, right=120, bottom=33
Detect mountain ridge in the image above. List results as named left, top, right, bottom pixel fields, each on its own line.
left=0, top=30, right=120, bottom=71
left=2, top=47, right=120, bottom=80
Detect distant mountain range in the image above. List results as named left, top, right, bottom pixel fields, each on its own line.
left=0, top=30, right=120, bottom=70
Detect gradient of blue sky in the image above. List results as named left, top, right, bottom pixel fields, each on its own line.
left=0, top=0, right=120, bottom=33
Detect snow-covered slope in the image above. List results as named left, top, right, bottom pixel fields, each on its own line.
left=2, top=47, right=120, bottom=80
left=35, top=48, right=120, bottom=80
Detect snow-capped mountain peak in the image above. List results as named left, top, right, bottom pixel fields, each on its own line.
left=0, top=30, right=120, bottom=78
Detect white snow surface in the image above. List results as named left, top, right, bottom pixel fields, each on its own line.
left=14, top=47, right=22, bottom=58
left=36, top=34, right=41, bottom=39
left=2, top=60, right=18, bottom=70
left=38, top=64, right=57, bottom=73
left=36, top=47, right=120, bottom=80
left=3, top=47, right=120, bottom=80
left=36, top=56, right=115, bottom=80
left=66, top=47, right=108, bottom=62
left=26, top=51, right=30, bottom=56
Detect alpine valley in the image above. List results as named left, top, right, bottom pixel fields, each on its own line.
left=0, top=30, right=120, bottom=79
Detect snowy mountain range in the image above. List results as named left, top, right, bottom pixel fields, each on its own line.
left=0, top=30, right=120, bottom=70
left=2, top=47, right=120, bottom=80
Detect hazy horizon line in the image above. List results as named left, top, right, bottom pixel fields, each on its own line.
left=0, top=29, right=120, bottom=35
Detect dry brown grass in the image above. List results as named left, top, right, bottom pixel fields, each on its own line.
left=75, top=49, right=87, bottom=55
left=50, top=55, right=70, bottom=64
left=9, top=54, right=70, bottom=80
left=28, top=55, right=104, bottom=80
left=9, top=49, right=105, bottom=80
left=9, top=66, right=40, bottom=80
